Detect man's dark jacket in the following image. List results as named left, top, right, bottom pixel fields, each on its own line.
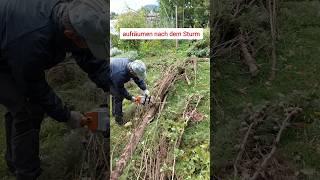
left=110, top=58, right=146, bottom=100
left=0, top=0, right=110, bottom=121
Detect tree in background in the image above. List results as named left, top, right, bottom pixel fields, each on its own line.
left=114, top=10, right=147, bottom=50
left=110, top=12, right=118, bottom=20
left=158, top=0, right=209, bottom=28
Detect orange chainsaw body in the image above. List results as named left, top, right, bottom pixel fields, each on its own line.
left=84, top=108, right=109, bottom=132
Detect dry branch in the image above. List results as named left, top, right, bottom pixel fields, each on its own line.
left=184, top=73, right=191, bottom=85
left=171, top=95, right=203, bottom=179
left=268, top=0, right=278, bottom=81
left=110, top=61, right=187, bottom=180
left=239, top=33, right=259, bottom=76
left=249, top=107, right=302, bottom=180
left=233, top=122, right=254, bottom=180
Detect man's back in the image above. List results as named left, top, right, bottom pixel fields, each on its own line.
left=0, top=0, right=58, bottom=50
left=110, top=58, right=130, bottom=75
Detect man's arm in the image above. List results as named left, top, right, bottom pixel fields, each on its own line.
left=7, top=56, right=70, bottom=122
left=133, top=76, right=147, bottom=91
left=116, top=83, right=133, bottom=101
left=72, top=49, right=110, bottom=91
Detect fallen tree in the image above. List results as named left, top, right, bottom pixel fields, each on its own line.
left=213, top=0, right=279, bottom=78
left=110, top=59, right=189, bottom=180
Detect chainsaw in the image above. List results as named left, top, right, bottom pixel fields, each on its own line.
left=81, top=107, right=109, bottom=133
left=134, top=94, right=151, bottom=105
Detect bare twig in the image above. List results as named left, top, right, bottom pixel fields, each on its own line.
left=239, top=32, right=259, bottom=76
left=233, top=122, right=254, bottom=179
left=184, top=73, right=191, bottom=85
left=110, top=61, right=187, bottom=179
left=172, top=95, right=203, bottom=179
left=268, top=0, right=278, bottom=81
left=249, top=107, right=302, bottom=180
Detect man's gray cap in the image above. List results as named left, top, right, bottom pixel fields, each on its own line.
left=68, top=0, right=109, bottom=59
left=129, top=60, right=147, bottom=80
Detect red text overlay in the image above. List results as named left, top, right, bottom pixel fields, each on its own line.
left=120, top=28, right=203, bottom=40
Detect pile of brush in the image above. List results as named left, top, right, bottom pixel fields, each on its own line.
left=217, top=91, right=320, bottom=179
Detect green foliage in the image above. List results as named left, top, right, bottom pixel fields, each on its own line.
left=186, top=28, right=210, bottom=57
left=110, top=34, right=120, bottom=48
left=40, top=121, right=84, bottom=180
left=159, top=0, right=209, bottom=28
left=140, top=40, right=162, bottom=56
left=280, top=1, right=320, bottom=30
left=115, top=11, right=147, bottom=31
left=175, top=144, right=210, bottom=179
left=139, top=40, right=174, bottom=57
left=214, top=0, right=272, bottom=60
left=214, top=1, right=320, bottom=177
left=113, top=50, right=139, bottom=60
left=115, top=11, right=147, bottom=50
left=110, top=50, right=210, bottom=180
left=110, top=12, right=118, bottom=20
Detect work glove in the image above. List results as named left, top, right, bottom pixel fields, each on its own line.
left=67, top=111, right=86, bottom=129
left=142, top=89, right=150, bottom=96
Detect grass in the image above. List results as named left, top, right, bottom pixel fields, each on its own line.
left=0, top=63, right=103, bottom=179
left=215, top=1, right=320, bottom=178
left=0, top=40, right=210, bottom=179
left=110, top=43, right=210, bottom=179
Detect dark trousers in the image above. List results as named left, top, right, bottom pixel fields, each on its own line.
left=0, top=73, right=43, bottom=180
left=109, top=86, right=124, bottom=120
left=112, top=96, right=124, bottom=118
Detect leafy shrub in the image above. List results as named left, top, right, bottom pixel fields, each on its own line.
left=115, top=11, right=147, bottom=50
left=113, top=51, right=139, bottom=60
left=279, top=1, right=320, bottom=30
left=110, top=34, right=120, bottom=48
left=140, top=40, right=175, bottom=57
left=110, top=47, right=123, bottom=57
left=140, top=40, right=162, bottom=56
left=186, top=28, right=210, bottom=58
left=175, top=144, right=210, bottom=180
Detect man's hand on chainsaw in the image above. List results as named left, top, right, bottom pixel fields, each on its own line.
left=132, top=96, right=142, bottom=104
left=132, top=94, right=151, bottom=105
left=142, top=89, right=150, bottom=96
left=67, top=111, right=88, bottom=129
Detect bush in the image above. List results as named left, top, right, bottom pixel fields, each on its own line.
left=140, top=40, right=175, bottom=57
left=110, top=34, right=120, bottom=48
left=186, top=28, right=210, bottom=58
left=110, top=47, right=123, bottom=57
left=115, top=11, right=147, bottom=50
left=140, top=40, right=162, bottom=56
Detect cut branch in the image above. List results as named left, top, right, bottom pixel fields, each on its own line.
left=110, top=61, right=187, bottom=180
left=268, top=0, right=278, bottom=81
left=249, top=107, right=302, bottom=180
left=239, top=33, right=259, bottom=76
left=233, top=122, right=254, bottom=179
